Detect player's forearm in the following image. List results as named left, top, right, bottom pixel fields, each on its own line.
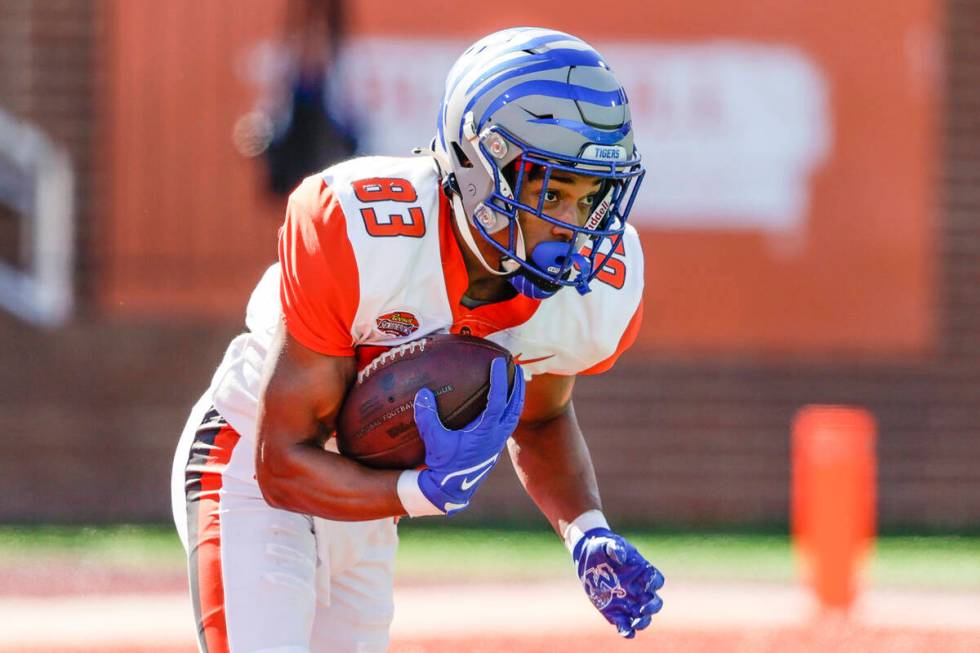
left=508, top=401, right=602, bottom=536
left=256, top=438, right=406, bottom=520
left=254, top=325, right=408, bottom=520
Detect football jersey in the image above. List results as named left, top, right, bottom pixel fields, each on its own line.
left=207, top=155, right=644, bottom=442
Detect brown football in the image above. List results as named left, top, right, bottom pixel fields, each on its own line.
left=335, top=333, right=516, bottom=469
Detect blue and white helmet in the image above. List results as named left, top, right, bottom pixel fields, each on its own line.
left=433, top=27, right=644, bottom=298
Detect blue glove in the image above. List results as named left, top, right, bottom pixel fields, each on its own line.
left=413, top=357, right=525, bottom=515
left=573, top=528, right=665, bottom=638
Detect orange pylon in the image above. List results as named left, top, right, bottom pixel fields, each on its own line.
left=791, top=405, right=877, bottom=610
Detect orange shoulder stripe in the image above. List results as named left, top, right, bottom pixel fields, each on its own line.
left=278, top=175, right=360, bottom=356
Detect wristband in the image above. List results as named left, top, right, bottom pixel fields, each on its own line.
left=396, top=470, right=444, bottom=517
left=562, top=509, right=610, bottom=553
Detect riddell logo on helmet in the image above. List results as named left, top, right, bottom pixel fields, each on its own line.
left=376, top=311, right=420, bottom=337
left=584, top=199, right=611, bottom=231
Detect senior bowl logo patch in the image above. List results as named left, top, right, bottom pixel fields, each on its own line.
left=375, top=311, right=420, bottom=337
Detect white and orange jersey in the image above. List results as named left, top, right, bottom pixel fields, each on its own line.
left=206, top=155, right=643, bottom=441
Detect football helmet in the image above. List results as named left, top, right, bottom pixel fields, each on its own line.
left=432, top=27, right=644, bottom=298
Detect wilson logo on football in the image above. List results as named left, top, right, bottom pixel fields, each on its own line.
left=375, top=311, right=420, bottom=337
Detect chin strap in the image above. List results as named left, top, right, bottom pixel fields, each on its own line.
left=510, top=270, right=558, bottom=299
left=413, top=139, right=526, bottom=278
left=451, top=194, right=522, bottom=276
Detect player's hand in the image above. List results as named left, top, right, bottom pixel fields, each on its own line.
left=573, top=528, right=665, bottom=638
left=412, top=357, right=525, bottom=514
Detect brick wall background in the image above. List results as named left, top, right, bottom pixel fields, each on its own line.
left=0, top=0, right=976, bottom=528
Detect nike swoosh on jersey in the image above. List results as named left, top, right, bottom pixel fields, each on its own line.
left=513, top=353, right=555, bottom=366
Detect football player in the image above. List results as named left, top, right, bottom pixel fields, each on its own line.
left=171, top=27, right=664, bottom=653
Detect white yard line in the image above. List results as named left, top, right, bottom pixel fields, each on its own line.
left=0, top=581, right=977, bottom=648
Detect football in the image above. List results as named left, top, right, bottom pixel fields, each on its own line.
left=335, top=333, right=516, bottom=469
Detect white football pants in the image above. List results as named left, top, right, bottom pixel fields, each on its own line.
left=171, top=395, right=398, bottom=653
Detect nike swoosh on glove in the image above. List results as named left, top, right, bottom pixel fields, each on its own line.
left=573, top=528, right=665, bottom=638
left=413, top=357, right=525, bottom=514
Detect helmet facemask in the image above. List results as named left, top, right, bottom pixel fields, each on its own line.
left=470, top=126, right=644, bottom=298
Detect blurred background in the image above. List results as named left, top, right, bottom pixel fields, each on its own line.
left=0, top=0, right=978, bottom=651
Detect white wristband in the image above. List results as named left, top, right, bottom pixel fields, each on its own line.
left=562, top=509, right=610, bottom=553
left=396, top=470, right=444, bottom=517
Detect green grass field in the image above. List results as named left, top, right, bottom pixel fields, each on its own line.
left=0, top=524, right=978, bottom=590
